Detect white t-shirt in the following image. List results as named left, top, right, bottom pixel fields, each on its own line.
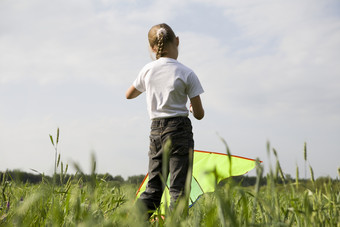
left=133, top=57, right=204, bottom=120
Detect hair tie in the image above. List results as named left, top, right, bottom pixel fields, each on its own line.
left=156, top=28, right=167, bottom=39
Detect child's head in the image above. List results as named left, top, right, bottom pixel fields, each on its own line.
left=148, top=23, right=177, bottom=59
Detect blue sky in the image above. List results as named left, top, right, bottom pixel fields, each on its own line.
left=1, top=0, right=339, bottom=179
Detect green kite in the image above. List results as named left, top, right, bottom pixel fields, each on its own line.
left=136, top=150, right=260, bottom=209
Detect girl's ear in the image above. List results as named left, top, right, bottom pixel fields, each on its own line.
left=176, top=36, right=179, bottom=46
left=148, top=46, right=156, bottom=60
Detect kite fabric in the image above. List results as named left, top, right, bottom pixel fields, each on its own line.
left=136, top=150, right=260, bottom=209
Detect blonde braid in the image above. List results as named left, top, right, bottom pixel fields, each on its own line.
left=156, top=28, right=167, bottom=59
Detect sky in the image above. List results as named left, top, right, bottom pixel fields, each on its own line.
left=1, top=0, right=339, bottom=179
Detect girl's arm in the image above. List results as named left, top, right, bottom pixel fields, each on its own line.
left=190, top=95, right=204, bottom=120
left=126, top=85, right=142, bottom=99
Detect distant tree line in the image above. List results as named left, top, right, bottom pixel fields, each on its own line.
left=1, top=170, right=337, bottom=187
left=0, top=169, right=145, bottom=186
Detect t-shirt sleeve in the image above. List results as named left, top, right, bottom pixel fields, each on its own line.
left=187, top=72, right=204, bottom=99
left=132, top=69, right=147, bottom=93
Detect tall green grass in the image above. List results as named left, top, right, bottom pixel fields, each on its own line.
left=0, top=131, right=339, bottom=226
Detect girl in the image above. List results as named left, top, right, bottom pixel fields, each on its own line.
left=126, top=23, right=204, bottom=215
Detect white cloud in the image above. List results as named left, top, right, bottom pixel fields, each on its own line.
left=0, top=0, right=148, bottom=85
left=177, top=0, right=340, bottom=121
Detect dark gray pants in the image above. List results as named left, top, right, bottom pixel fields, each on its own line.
left=138, top=117, right=194, bottom=212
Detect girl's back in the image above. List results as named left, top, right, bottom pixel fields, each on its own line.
left=135, top=57, right=203, bottom=119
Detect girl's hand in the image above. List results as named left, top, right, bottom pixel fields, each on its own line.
left=189, top=103, right=193, bottom=113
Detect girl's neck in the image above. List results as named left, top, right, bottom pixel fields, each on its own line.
left=162, top=44, right=178, bottom=60
left=161, top=53, right=177, bottom=60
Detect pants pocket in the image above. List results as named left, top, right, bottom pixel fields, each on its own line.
left=169, top=129, right=193, bottom=156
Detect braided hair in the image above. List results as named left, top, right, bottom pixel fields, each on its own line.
left=148, top=23, right=176, bottom=59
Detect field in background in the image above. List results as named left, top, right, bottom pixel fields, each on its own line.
left=1, top=165, right=339, bottom=226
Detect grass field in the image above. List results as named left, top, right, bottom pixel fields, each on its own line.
left=1, top=171, right=339, bottom=226
left=1, top=130, right=339, bottom=226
